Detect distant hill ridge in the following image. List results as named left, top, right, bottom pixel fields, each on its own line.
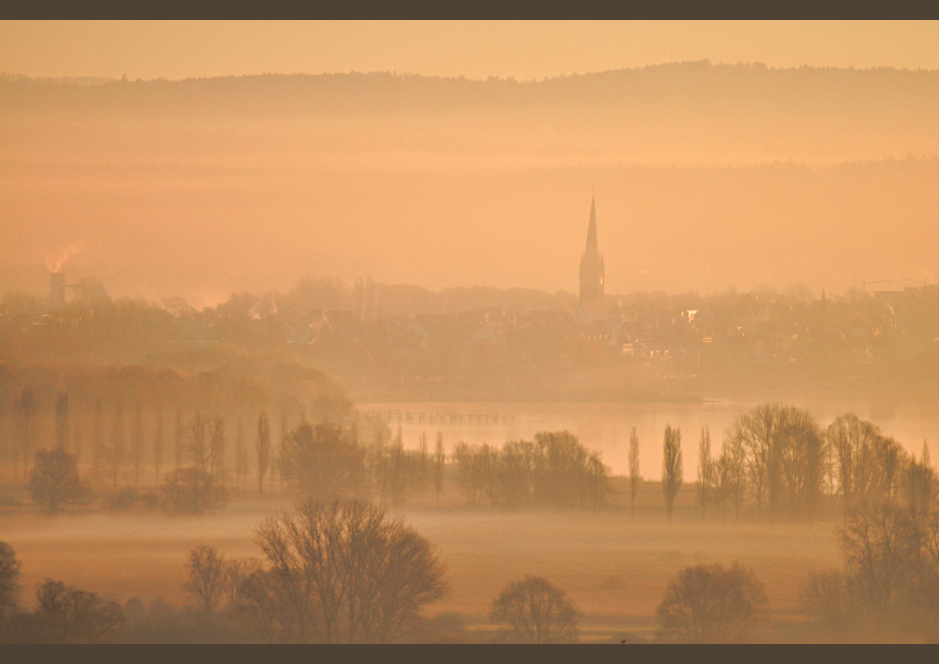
left=3, top=60, right=939, bottom=118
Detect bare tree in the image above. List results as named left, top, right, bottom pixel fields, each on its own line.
left=800, top=569, right=852, bottom=632
left=727, top=435, right=747, bottom=518
left=433, top=432, right=445, bottom=507
left=71, top=397, right=83, bottom=469
left=697, top=426, right=712, bottom=517
left=210, top=416, right=227, bottom=483
left=628, top=427, right=641, bottom=517
left=28, top=448, right=93, bottom=513
left=498, top=441, right=533, bottom=508
left=656, top=562, right=767, bottom=643
left=908, top=441, right=936, bottom=517
left=418, top=432, right=429, bottom=495
left=235, top=415, right=246, bottom=492
left=17, top=386, right=36, bottom=480
left=174, top=407, right=184, bottom=475
left=160, top=467, right=228, bottom=515
left=490, top=576, right=579, bottom=643
left=0, top=541, right=22, bottom=624
left=662, top=425, right=683, bottom=519
left=186, top=410, right=210, bottom=474
left=152, top=402, right=164, bottom=485
left=254, top=499, right=447, bottom=643
left=839, top=505, right=918, bottom=610
left=184, top=545, right=227, bottom=613
left=282, top=422, right=365, bottom=500
left=279, top=412, right=288, bottom=493
left=107, top=401, right=125, bottom=486
left=33, top=579, right=124, bottom=643
left=131, top=401, right=144, bottom=486
left=454, top=443, right=484, bottom=508
left=730, top=404, right=778, bottom=518
left=92, top=399, right=103, bottom=481
left=256, top=411, right=271, bottom=498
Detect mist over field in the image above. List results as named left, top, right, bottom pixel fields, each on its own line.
left=4, top=22, right=939, bottom=644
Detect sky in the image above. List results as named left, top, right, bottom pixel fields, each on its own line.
left=3, top=21, right=939, bottom=304
left=2, top=21, right=939, bottom=81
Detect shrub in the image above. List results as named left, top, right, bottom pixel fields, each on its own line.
left=161, top=468, right=228, bottom=515
left=28, top=448, right=93, bottom=513
left=490, top=576, right=579, bottom=643
left=656, top=562, right=767, bottom=643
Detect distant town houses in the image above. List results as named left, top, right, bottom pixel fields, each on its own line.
left=3, top=196, right=938, bottom=399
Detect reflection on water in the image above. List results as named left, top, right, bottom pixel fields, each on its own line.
left=358, top=393, right=939, bottom=479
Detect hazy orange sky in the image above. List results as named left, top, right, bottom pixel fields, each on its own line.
left=3, top=22, right=939, bottom=305
left=3, top=21, right=939, bottom=81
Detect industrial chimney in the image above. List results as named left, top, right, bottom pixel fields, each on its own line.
left=50, top=272, right=66, bottom=311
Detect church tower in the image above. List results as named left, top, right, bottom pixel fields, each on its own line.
left=579, top=193, right=605, bottom=302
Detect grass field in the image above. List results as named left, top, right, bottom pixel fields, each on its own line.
left=0, top=496, right=841, bottom=642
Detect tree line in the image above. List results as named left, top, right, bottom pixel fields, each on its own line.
left=674, top=404, right=936, bottom=521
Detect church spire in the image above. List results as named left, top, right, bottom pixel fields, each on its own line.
left=585, top=191, right=599, bottom=254
left=579, top=192, right=605, bottom=303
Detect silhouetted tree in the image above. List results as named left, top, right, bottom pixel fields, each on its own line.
left=186, top=411, right=210, bottom=474
left=256, top=411, right=271, bottom=498
left=800, top=569, right=852, bottom=632
left=160, top=467, right=228, bottom=515
left=656, top=562, right=767, bottom=643
left=279, top=412, right=288, bottom=493
left=908, top=441, right=936, bottom=517
left=282, top=422, right=365, bottom=500
left=0, top=541, right=22, bottom=627
left=28, top=448, right=93, bottom=513
left=32, top=579, right=124, bottom=643
left=454, top=443, right=485, bottom=508
left=153, top=402, right=164, bottom=485
left=92, top=398, right=103, bottom=480
left=107, top=401, right=125, bottom=486
left=235, top=415, right=246, bottom=492
left=71, top=397, right=83, bottom=468
left=254, top=499, right=447, bottom=643
left=184, top=546, right=227, bottom=613
left=210, top=416, right=227, bottom=483
left=498, top=441, right=533, bottom=508
left=131, top=401, right=144, bottom=486
left=697, top=426, right=712, bottom=517
left=628, top=427, right=641, bottom=517
left=730, top=404, right=777, bottom=517
left=418, top=432, right=429, bottom=494
left=174, top=407, right=184, bottom=475
left=17, top=386, right=36, bottom=479
left=490, top=576, right=579, bottom=643
left=839, top=505, right=918, bottom=611
left=433, top=433, right=445, bottom=507
left=662, top=425, right=683, bottom=519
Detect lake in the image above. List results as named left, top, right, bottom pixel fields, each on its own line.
left=358, top=392, right=939, bottom=479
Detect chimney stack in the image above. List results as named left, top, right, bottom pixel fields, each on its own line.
left=50, top=272, right=66, bottom=311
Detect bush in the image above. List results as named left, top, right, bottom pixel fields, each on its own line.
left=800, top=569, right=853, bottom=632
left=160, top=468, right=228, bottom=515
left=282, top=423, right=365, bottom=500
left=490, top=576, right=579, bottom=643
left=109, top=487, right=160, bottom=511
left=656, top=562, right=767, bottom=643
left=30, top=579, right=124, bottom=643
left=28, top=448, right=93, bottom=513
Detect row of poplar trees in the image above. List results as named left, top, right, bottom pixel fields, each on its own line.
left=650, top=403, right=936, bottom=520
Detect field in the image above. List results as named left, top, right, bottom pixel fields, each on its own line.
left=0, top=496, right=841, bottom=642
